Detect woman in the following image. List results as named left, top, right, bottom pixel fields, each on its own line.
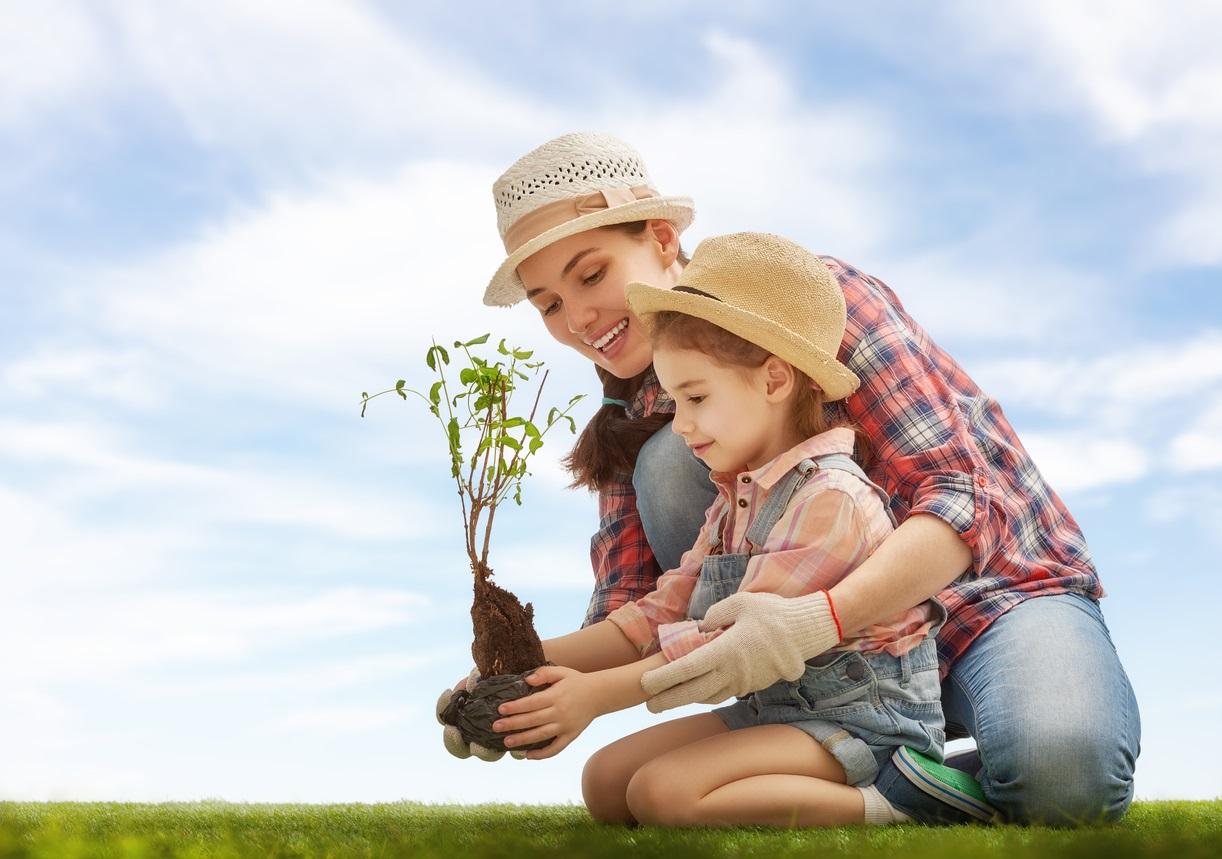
left=444, top=132, right=1140, bottom=826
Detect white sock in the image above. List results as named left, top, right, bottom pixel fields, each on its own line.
left=858, top=784, right=912, bottom=825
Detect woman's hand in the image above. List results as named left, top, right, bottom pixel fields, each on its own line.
left=491, top=665, right=604, bottom=760
left=640, top=590, right=842, bottom=712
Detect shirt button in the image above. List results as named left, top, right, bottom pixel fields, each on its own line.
left=738, top=498, right=748, bottom=508
left=741, top=475, right=752, bottom=484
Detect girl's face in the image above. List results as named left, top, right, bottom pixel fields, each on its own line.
left=654, top=345, right=804, bottom=473
left=516, top=221, right=682, bottom=379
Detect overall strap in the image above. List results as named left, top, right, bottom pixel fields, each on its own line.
left=743, top=458, right=819, bottom=551
left=809, top=452, right=898, bottom=527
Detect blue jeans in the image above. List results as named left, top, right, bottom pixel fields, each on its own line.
left=633, top=426, right=1141, bottom=826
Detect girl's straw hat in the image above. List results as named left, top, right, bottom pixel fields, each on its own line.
left=625, top=232, right=861, bottom=401
left=484, top=133, right=695, bottom=307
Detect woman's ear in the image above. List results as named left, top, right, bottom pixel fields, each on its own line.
left=645, top=219, right=680, bottom=266
left=762, top=356, right=797, bottom=402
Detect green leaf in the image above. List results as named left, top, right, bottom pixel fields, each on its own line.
left=426, top=345, right=450, bottom=370
left=564, top=415, right=577, bottom=433
left=511, top=348, right=533, bottom=360
left=514, top=483, right=523, bottom=505
left=529, top=438, right=543, bottom=454
left=429, top=381, right=442, bottom=405
left=463, top=333, right=491, bottom=347
left=497, top=338, right=510, bottom=356
left=569, top=394, right=585, bottom=405
left=524, top=421, right=540, bottom=438
left=360, top=392, right=369, bottom=418
left=502, top=417, right=524, bottom=429
left=396, top=379, right=407, bottom=400
left=515, top=370, right=529, bottom=381
left=500, top=435, right=522, bottom=451
left=459, top=367, right=477, bottom=385
left=547, top=407, right=559, bottom=426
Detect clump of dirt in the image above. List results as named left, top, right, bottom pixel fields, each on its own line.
left=470, top=568, right=546, bottom=677
left=438, top=564, right=550, bottom=751
left=439, top=672, right=552, bottom=752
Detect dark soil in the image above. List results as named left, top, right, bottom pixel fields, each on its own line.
left=470, top=567, right=546, bottom=678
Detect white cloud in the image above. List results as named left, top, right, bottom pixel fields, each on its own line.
left=972, top=330, right=1222, bottom=428
left=0, top=586, right=430, bottom=682
left=0, top=1, right=108, bottom=129
left=1021, top=431, right=1150, bottom=494
left=0, top=417, right=439, bottom=540
left=1169, top=397, right=1222, bottom=473
left=946, top=0, right=1222, bottom=266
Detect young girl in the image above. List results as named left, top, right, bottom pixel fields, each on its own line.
left=484, top=232, right=949, bottom=827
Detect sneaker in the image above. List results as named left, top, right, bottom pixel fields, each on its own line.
left=943, top=746, right=982, bottom=779
left=874, top=747, right=1000, bottom=825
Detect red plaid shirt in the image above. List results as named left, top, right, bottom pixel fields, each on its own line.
left=584, top=257, right=1104, bottom=674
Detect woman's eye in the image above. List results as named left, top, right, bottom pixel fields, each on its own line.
left=542, top=300, right=560, bottom=317
left=687, top=395, right=704, bottom=404
left=582, top=268, right=604, bottom=286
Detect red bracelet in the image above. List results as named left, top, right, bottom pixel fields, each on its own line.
left=823, top=591, right=844, bottom=642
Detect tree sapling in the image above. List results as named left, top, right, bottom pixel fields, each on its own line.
left=361, top=334, right=584, bottom=754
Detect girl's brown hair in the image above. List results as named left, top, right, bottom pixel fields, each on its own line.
left=563, top=221, right=686, bottom=492
left=646, top=311, right=873, bottom=469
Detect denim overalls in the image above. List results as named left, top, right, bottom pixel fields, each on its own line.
left=693, top=452, right=948, bottom=787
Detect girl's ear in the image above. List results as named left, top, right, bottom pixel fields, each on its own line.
left=645, top=219, right=680, bottom=266
left=762, top=356, right=796, bottom=402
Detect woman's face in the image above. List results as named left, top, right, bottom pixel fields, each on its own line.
left=516, top=221, right=681, bottom=379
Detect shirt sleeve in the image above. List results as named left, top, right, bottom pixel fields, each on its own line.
left=605, top=514, right=715, bottom=657
left=582, top=475, right=664, bottom=628
left=657, top=485, right=874, bottom=661
left=836, top=265, right=1005, bottom=576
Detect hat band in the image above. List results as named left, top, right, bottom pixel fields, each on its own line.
left=502, top=185, right=659, bottom=253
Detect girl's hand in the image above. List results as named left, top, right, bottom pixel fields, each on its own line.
left=491, top=665, right=603, bottom=760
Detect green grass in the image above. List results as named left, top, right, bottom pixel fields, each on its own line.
left=0, top=801, right=1218, bottom=858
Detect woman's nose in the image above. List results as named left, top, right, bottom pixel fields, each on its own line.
left=565, top=300, right=597, bottom=335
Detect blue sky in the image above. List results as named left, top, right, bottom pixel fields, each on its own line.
left=1, top=1, right=1219, bottom=804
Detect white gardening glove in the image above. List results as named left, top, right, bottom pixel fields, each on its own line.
left=435, top=668, right=528, bottom=761
left=640, top=590, right=842, bottom=713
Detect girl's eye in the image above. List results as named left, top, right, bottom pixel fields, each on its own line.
left=541, top=300, right=560, bottom=317
left=582, top=268, right=604, bottom=286
left=687, top=395, right=704, bottom=404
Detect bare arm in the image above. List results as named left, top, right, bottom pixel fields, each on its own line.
left=542, top=619, right=641, bottom=672
left=828, top=512, right=971, bottom=635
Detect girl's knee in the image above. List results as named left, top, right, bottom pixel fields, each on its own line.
left=624, top=762, right=698, bottom=827
left=582, top=747, right=635, bottom=824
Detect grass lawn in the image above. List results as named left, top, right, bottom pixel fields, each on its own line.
left=0, top=800, right=1218, bottom=858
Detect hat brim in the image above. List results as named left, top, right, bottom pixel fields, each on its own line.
left=482, top=196, right=695, bottom=307
left=624, top=280, right=861, bottom=401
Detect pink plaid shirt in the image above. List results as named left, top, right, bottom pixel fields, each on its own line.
left=606, top=428, right=937, bottom=662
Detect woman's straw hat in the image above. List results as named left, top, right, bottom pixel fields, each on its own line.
left=625, top=232, right=860, bottom=401
left=484, top=133, right=694, bottom=307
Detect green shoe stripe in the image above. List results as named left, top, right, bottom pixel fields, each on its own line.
left=895, top=747, right=998, bottom=823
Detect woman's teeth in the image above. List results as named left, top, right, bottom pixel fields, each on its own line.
left=592, top=319, right=628, bottom=351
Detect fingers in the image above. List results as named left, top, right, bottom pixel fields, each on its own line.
left=524, top=733, right=572, bottom=760
left=435, top=688, right=454, bottom=726
left=645, top=671, right=728, bottom=714
left=470, top=743, right=505, bottom=762
left=442, top=725, right=472, bottom=759
left=698, top=592, right=748, bottom=631
left=640, top=648, right=715, bottom=696
left=500, top=723, right=562, bottom=750
left=493, top=705, right=554, bottom=734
